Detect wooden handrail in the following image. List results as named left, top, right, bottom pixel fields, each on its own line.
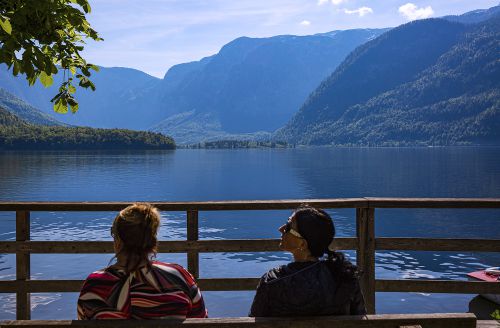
left=0, top=238, right=358, bottom=253
left=0, top=198, right=498, bottom=320
left=0, top=197, right=499, bottom=211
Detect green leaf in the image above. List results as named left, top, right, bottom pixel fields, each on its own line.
left=50, top=92, right=62, bottom=103
left=54, top=98, right=68, bottom=114
left=0, top=17, right=12, bottom=35
left=88, top=80, right=96, bottom=91
left=27, top=74, right=37, bottom=86
left=69, top=66, right=76, bottom=75
left=67, top=97, right=79, bottom=113
left=13, top=61, right=20, bottom=76
left=70, top=102, right=79, bottom=113
left=83, top=2, right=92, bottom=13
left=68, top=85, right=76, bottom=94
left=39, top=71, right=54, bottom=88
left=81, top=66, right=90, bottom=77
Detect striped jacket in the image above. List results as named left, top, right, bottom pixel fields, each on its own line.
left=77, top=261, right=207, bottom=319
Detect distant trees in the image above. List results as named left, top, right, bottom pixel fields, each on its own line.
left=185, top=140, right=289, bottom=149
left=0, top=107, right=176, bottom=150
left=0, top=0, right=101, bottom=114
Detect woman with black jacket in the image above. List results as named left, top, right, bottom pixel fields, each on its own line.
left=249, top=206, right=366, bottom=317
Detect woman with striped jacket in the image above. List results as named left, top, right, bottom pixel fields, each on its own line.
left=77, top=203, right=207, bottom=319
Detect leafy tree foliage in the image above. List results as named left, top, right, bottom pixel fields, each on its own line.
left=0, top=107, right=176, bottom=150
left=0, top=0, right=102, bottom=113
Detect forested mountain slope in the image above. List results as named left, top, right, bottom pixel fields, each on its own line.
left=150, top=29, right=388, bottom=143
left=276, top=15, right=500, bottom=146
left=0, top=88, right=63, bottom=126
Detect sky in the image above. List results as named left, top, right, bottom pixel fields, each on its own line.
left=82, top=0, right=500, bottom=78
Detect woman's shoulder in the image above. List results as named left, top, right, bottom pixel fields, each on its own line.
left=84, top=267, right=123, bottom=282
left=260, top=262, right=320, bottom=284
left=150, top=261, right=197, bottom=285
left=150, top=260, right=188, bottom=273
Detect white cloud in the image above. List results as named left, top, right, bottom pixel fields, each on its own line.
left=344, top=6, right=373, bottom=17
left=318, top=0, right=347, bottom=5
left=398, top=3, right=434, bottom=21
left=300, top=20, right=311, bottom=26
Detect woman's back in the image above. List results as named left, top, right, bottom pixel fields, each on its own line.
left=249, top=257, right=365, bottom=317
left=78, top=261, right=207, bottom=319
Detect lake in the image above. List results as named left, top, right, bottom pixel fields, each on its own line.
left=0, top=147, right=499, bottom=319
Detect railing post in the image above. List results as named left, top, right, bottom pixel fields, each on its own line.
left=187, top=210, right=199, bottom=279
left=356, top=207, right=375, bottom=314
left=16, top=210, right=31, bottom=320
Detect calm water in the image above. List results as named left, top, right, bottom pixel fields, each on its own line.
left=0, top=147, right=499, bottom=319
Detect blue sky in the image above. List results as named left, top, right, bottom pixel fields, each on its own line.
left=83, top=0, right=499, bottom=78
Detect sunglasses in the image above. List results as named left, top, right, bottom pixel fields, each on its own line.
left=284, top=220, right=303, bottom=239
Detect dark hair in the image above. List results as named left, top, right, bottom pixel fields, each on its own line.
left=111, top=203, right=160, bottom=273
left=292, top=205, right=360, bottom=280
left=293, top=206, right=335, bottom=258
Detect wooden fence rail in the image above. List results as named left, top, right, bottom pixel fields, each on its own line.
left=0, top=198, right=499, bottom=320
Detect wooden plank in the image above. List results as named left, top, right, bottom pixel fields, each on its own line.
left=376, top=279, right=500, bottom=294
left=15, top=211, right=30, bottom=320
left=376, top=238, right=500, bottom=252
left=477, top=321, right=500, bottom=328
left=0, top=199, right=368, bottom=211
left=0, top=198, right=499, bottom=211
left=356, top=208, right=376, bottom=314
left=0, top=278, right=261, bottom=293
left=187, top=210, right=199, bottom=278
left=3, top=278, right=498, bottom=294
left=0, top=313, right=477, bottom=327
left=197, top=278, right=260, bottom=291
left=0, top=238, right=357, bottom=254
left=365, top=197, right=500, bottom=208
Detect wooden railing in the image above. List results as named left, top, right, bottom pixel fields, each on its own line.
left=0, top=198, right=499, bottom=320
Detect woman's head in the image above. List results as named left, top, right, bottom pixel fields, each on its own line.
left=279, top=206, right=335, bottom=258
left=111, top=203, right=160, bottom=272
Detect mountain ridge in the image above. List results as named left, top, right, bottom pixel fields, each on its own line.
left=276, top=13, right=500, bottom=145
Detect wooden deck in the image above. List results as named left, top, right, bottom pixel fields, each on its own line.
left=0, top=198, right=499, bottom=321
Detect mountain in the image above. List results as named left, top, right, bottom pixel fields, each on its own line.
left=151, top=28, right=389, bottom=143
left=276, top=15, right=500, bottom=145
left=0, top=88, right=63, bottom=126
left=1, top=4, right=498, bottom=145
left=0, top=106, right=30, bottom=127
left=443, top=4, right=500, bottom=24
left=0, top=29, right=387, bottom=141
left=0, top=66, right=162, bottom=129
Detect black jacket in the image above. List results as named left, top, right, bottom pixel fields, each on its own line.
left=249, top=258, right=366, bottom=317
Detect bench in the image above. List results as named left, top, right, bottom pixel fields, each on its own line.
left=0, top=313, right=488, bottom=328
